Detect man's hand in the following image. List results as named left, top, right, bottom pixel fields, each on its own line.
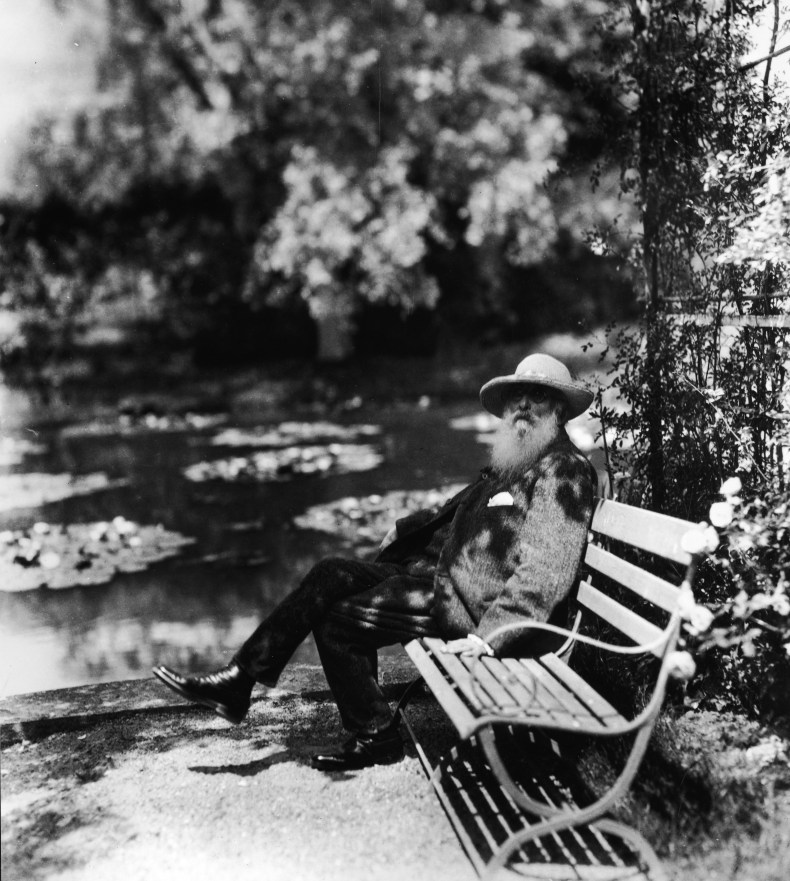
left=379, top=525, right=398, bottom=552
left=442, top=636, right=494, bottom=657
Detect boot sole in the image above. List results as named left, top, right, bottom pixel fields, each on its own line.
left=152, top=667, right=246, bottom=724
left=311, top=753, right=404, bottom=771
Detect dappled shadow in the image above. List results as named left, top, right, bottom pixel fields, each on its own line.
left=189, top=749, right=291, bottom=776
left=543, top=449, right=598, bottom=524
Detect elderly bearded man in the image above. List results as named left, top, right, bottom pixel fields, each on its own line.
left=153, top=354, right=597, bottom=771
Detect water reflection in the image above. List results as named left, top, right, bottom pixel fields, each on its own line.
left=0, top=405, right=485, bottom=695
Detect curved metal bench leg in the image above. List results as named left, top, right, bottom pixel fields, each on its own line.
left=397, top=676, right=461, bottom=785
left=394, top=675, right=424, bottom=720
left=479, top=717, right=657, bottom=825
left=480, top=817, right=666, bottom=881
left=477, top=721, right=663, bottom=878
left=592, top=819, right=669, bottom=881
left=478, top=726, right=564, bottom=818
left=481, top=804, right=664, bottom=881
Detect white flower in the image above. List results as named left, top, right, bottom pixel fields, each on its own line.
left=668, top=651, right=697, bottom=681
left=689, top=605, right=715, bottom=633
left=774, top=597, right=790, bottom=616
left=677, top=584, right=696, bottom=618
left=703, top=526, right=720, bottom=552
left=39, top=552, right=61, bottom=570
left=709, top=501, right=734, bottom=527
left=681, top=527, right=717, bottom=555
left=720, top=476, right=742, bottom=497
left=733, top=534, right=755, bottom=553
left=112, top=516, right=137, bottom=535
left=90, top=523, right=109, bottom=542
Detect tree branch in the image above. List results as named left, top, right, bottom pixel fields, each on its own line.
left=129, top=0, right=214, bottom=110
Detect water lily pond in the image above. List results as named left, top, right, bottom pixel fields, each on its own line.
left=0, top=398, right=509, bottom=696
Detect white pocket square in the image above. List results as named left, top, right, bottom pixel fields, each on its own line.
left=487, top=491, right=514, bottom=507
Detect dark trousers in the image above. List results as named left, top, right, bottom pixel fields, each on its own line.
left=233, top=557, right=438, bottom=735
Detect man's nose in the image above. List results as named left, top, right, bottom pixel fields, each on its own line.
left=514, top=391, right=531, bottom=407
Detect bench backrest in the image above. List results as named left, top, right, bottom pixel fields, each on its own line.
left=578, top=498, right=696, bottom=657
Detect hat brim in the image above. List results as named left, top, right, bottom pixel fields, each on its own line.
left=479, top=375, right=594, bottom=420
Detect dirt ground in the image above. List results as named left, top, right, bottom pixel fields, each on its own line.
left=1, top=683, right=474, bottom=881
left=3, top=675, right=790, bottom=881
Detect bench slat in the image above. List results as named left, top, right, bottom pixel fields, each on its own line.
left=417, top=639, right=608, bottom=732
left=427, top=640, right=544, bottom=719
left=404, top=639, right=478, bottom=738
left=584, top=543, right=680, bottom=614
left=539, top=654, right=623, bottom=725
left=577, top=581, right=666, bottom=656
left=591, top=499, right=693, bottom=566
left=423, top=637, right=488, bottom=711
left=518, top=659, right=613, bottom=733
left=458, top=655, right=519, bottom=709
left=477, top=656, right=540, bottom=708
left=500, top=658, right=591, bottom=728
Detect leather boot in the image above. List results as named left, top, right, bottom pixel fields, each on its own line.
left=311, top=729, right=404, bottom=771
left=152, top=662, right=254, bottom=724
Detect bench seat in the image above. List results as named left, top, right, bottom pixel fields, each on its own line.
left=397, top=497, right=708, bottom=881
left=406, top=638, right=626, bottom=740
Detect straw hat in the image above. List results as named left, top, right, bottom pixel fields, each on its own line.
left=479, top=353, right=594, bottom=420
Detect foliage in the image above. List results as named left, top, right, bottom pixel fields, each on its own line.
left=708, top=110, right=790, bottom=271
left=250, top=145, right=442, bottom=324
left=0, top=517, right=195, bottom=591
left=0, top=472, right=127, bottom=514
left=2, top=0, right=624, bottom=366
left=588, top=0, right=790, bottom=720
left=681, top=477, right=790, bottom=722
left=0, top=436, right=47, bottom=467
left=210, top=422, right=380, bottom=447
left=593, top=0, right=789, bottom=507
left=61, top=411, right=228, bottom=438
left=183, top=442, right=383, bottom=483
left=292, top=484, right=467, bottom=550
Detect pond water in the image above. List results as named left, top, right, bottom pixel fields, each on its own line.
left=0, top=398, right=490, bottom=697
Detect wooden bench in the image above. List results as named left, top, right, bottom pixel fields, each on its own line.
left=396, top=497, right=706, bottom=881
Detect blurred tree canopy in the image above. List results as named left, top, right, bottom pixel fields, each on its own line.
left=1, top=0, right=633, bottom=368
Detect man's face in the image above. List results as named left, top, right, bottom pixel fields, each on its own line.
left=490, top=383, right=564, bottom=477
left=501, top=384, right=560, bottom=431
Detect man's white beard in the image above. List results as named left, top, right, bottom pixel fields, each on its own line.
left=490, top=412, right=562, bottom=480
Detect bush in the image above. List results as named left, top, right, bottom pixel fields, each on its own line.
left=684, top=477, right=790, bottom=724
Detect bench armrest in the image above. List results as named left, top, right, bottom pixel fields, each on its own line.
left=482, top=616, right=679, bottom=660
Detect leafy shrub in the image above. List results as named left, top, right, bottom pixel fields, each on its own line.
left=588, top=0, right=789, bottom=721
left=683, top=477, right=790, bottom=723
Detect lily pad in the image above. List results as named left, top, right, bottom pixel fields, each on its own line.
left=292, top=484, right=467, bottom=547
left=184, top=443, right=384, bottom=483
left=0, top=518, right=195, bottom=591
left=450, top=413, right=499, bottom=433
left=0, top=473, right=128, bottom=514
left=210, top=421, right=381, bottom=447
left=0, top=436, right=47, bottom=467
left=61, top=411, right=228, bottom=438
left=450, top=412, right=498, bottom=445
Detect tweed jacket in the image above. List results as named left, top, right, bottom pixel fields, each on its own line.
left=377, top=430, right=596, bottom=655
